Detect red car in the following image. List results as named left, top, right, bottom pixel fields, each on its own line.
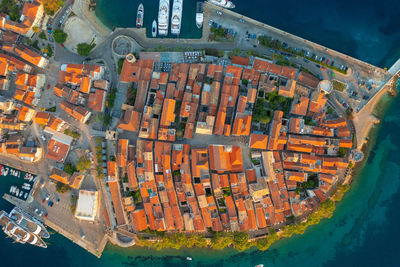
left=47, top=84, right=50, bottom=90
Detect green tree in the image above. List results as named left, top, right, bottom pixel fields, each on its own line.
left=53, top=29, right=68, bottom=43
left=42, top=0, right=64, bottom=15
left=117, top=58, right=124, bottom=74
left=64, top=163, right=77, bottom=175
left=210, top=232, right=233, bottom=250
left=39, top=31, right=47, bottom=40
left=56, top=182, right=70, bottom=193
left=76, top=156, right=92, bottom=172
left=232, top=232, right=251, bottom=252
left=77, top=42, right=95, bottom=56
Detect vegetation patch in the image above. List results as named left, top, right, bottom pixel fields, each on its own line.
left=46, top=106, right=56, bottom=112
left=332, top=79, right=346, bottom=92
left=77, top=42, right=96, bottom=56
left=338, top=147, right=349, bottom=158
left=63, top=129, right=80, bottom=139
left=56, top=182, right=70, bottom=193
left=253, top=98, right=272, bottom=123
left=106, top=88, right=117, bottom=109
left=76, top=156, right=92, bottom=173
left=258, top=35, right=347, bottom=74
left=117, top=58, right=124, bottom=74
left=42, top=0, right=64, bottom=15
left=0, top=0, right=20, bottom=21
left=64, top=163, right=77, bottom=175
left=53, top=29, right=68, bottom=44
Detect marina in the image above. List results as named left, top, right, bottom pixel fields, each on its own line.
left=0, top=165, right=36, bottom=202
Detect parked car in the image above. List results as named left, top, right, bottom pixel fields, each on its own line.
left=216, top=11, right=222, bottom=15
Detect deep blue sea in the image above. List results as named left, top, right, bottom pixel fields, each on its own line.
left=1, top=0, right=400, bottom=266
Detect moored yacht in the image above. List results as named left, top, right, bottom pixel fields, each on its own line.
left=171, top=0, right=183, bottom=35
left=196, top=2, right=204, bottom=29
left=158, top=0, right=170, bottom=36
left=208, top=0, right=235, bottom=9
left=0, top=210, right=47, bottom=248
left=10, top=207, right=50, bottom=239
left=136, top=3, right=144, bottom=28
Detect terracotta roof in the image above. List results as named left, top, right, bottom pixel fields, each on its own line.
left=49, top=168, right=70, bottom=184
left=231, top=56, right=250, bottom=66
left=118, top=109, right=140, bottom=132
left=278, top=80, right=296, bottom=98
left=69, top=173, right=84, bottom=189
left=79, top=76, right=91, bottom=94
left=337, top=127, right=350, bottom=137
left=127, top=161, right=138, bottom=189
left=117, top=139, right=128, bottom=168
left=339, top=139, right=353, bottom=148
left=160, top=98, right=176, bottom=127
left=253, top=58, right=297, bottom=79
left=132, top=209, right=147, bottom=231
left=250, top=134, right=269, bottom=150
left=88, top=89, right=106, bottom=112
left=47, top=139, right=70, bottom=162
left=291, top=96, right=310, bottom=116
left=108, top=181, right=126, bottom=226
left=297, top=71, right=320, bottom=89
left=120, top=59, right=153, bottom=83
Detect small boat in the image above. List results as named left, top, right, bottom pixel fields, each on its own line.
left=152, top=20, right=157, bottom=37
left=24, top=193, right=28, bottom=199
left=1, top=166, right=8, bottom=176
left=186, top=257, right=192, bottom=261
left=196, top=2, right=204, bottom=29
left=255, top=265, right=264, bottom=267
left=136, top=3, right=144, bottom=28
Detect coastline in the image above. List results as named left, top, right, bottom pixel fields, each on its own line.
left=74, top=0, right=112, bottom=37
left=72, top=0, right=396, bottom=254
left=11, top=0, right=393, bottom=257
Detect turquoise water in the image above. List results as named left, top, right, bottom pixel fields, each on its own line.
left=2, top=0, right=400, bottom=266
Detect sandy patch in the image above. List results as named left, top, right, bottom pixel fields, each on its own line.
left=63, top=16, right=101, bottom=52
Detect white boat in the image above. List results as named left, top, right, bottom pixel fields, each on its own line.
left=196, top=2, right=204, bottom=29
left=171, top=0, right=183, bottom=35
left=0, top=210, right=47, bottom=248
left=15, top=188, right=19, bottom=196
left=19, top=191, right=23, bottom=197
left=136, top=3, right=144, bottom=28
left=10, top=207, right=50, bottom=239
left=158, top=0, right=170, bottom=36
left=208, top=0, right=235, bottom=8
left=152, top=20, right=157, bottom=37
left=186, top=257, right=192, bottom=261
